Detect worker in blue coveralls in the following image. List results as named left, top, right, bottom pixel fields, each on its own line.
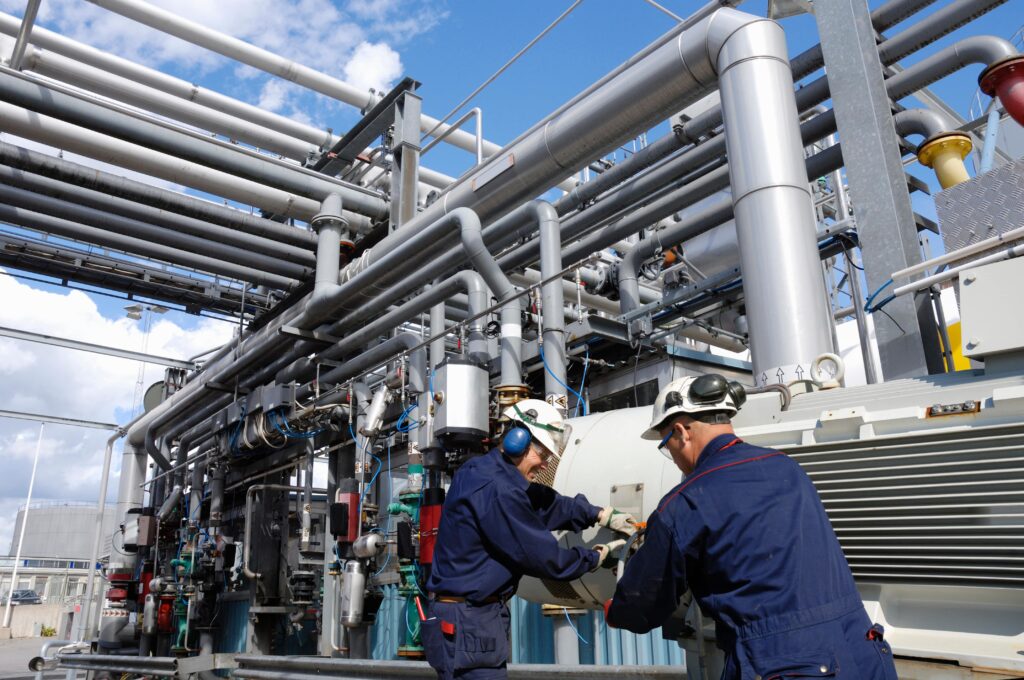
left=423, top=399, right=637, bottom=679
left=605, top=374, right=898, bottom=680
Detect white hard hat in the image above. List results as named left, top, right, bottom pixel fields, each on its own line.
left=501, top=399, right=572, bottom=457
left=642, top=374, right=746, bottom=440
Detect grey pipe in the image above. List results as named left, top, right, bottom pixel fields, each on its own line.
left=684, top=0, right=1003, bottom=140
left=338, top=8, right=760, bottom=286
left=893, top=108, right=959, bottom=142
left=0, top=164, right=315, bottom=266
left=0, top=140, right=318, bottom=248
left=0, top=183, right=310, bottom=280
left=460, top=211, right=522, bottom=387
left=0, top=201, right=296, bottom=290
left=7, top=37, right=317, bottom=160
left=0, top=70, right=388, bottom=219
left=877, top=0, right=1009, bottom=65
left=156, top=485, right=183, bottom=522
left=6, top=0, right=40, bottom=71
left=536, top=201, right=567, bottom=410
left=279, top=270, right=490, bottom=385
left=430, top=300, right=446, bottom=370
left=312, top=194, right=348, bottom=292
left=316, top=334, right=423, bottom=390
left=885, top=35, right=1018, bottom=101
left=0, top=11, right=334, bottom=148
left=208, top=464, right=225, bottom=530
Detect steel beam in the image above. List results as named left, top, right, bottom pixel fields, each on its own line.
left=0, top=409, right=118, bottom=430
left=814, top=0, right=943, bottom=380
left=0, top=325, right=198, bottom=369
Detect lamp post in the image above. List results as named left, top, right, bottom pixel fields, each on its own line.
left=2, top=423, right=44, bottom=629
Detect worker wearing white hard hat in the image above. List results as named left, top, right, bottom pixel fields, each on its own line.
left=606, top=373, right=898, bottom=679
left=424, top=398, right=636, bottom=679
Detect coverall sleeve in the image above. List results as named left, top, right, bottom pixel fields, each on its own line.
left=481, top=487, right=599, bottom=580
left=526, top=483, right=601, bottom=532
left=605, top=505, right=694, bottom=634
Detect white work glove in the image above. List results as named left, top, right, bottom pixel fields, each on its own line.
left=598, top=506, right=638, bottom=536
left=591, top=539, right=627, bottom=571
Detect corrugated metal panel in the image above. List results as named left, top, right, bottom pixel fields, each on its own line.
left=789, top=423, right=1024, bottom=587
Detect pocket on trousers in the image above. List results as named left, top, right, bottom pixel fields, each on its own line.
left=453, top=603, right=509, bottom=670
left=866, top=624, right=899, bottom=680
left=421, top=617, right=451, bottom=674
left=756, top=651, right=838, bottom=679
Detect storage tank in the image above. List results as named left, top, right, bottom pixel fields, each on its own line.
left=8, top=502, right=118, bottom=559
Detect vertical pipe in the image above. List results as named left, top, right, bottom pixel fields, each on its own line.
left=552, top=614, right=580, bottom=665
left=716, top=18, right=834, bottom=385
left=3, top=423, right=43, bottom=628
left=979, top=103, right=1002, bottom=173
left=6, top=0, right=41, bottom=70
left=313, top=194, right=347, bottom=292
left=536, top=201, right=568, bottom=413
left=208, top=464, right=224, bottom=531
left=78, top=430, right=124, bottom=643
left=931, top=284, right=955, bottom=371
left=302, top=441, right=314, bottom=551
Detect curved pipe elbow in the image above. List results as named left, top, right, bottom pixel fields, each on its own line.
left=893, top=109, right=957, bottom=142
left=617, top=246, right=645, bottom=316
left=888, top=36, right=1019, bottom=101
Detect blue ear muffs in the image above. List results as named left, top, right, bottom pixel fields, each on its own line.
left=502, top=427, right=531, bottom=456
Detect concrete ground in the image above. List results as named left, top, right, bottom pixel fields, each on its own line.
left=0, top=637, right=64, bottom=679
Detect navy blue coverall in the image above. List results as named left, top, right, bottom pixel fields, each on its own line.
left=607, top=434, right=898, bottom=680
left=424, top=448, right=601, bottom=679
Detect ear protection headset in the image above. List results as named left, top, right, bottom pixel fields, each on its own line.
left=664, top=373, right=747, bottom=423
left=502, top=427, right=532, bottom=456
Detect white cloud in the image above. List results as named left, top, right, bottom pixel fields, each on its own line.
left=343, top=41, right=403, bottom=94
left=0, top=272, right=234, bottom=554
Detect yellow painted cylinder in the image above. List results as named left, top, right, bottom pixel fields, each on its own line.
left=917, top=134, right=973, bottom=189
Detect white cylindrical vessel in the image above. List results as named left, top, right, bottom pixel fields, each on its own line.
left=518, top=407, right=680, bottom=608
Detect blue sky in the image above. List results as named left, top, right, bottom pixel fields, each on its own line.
left=0, top=0, right=1021, bottom=552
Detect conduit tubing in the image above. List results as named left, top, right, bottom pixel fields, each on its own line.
left=0, top=70, right=387, bottom=218
left=0, top=183, right=310, bottom=280
left=0, top=100, right=323, bottom=221
left=0, top=202, right=296, bottom=289
left=0, top=165, right=315, bottom=266
left=0, top=141, right=318, bottom=248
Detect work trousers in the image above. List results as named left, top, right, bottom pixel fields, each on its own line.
left=422, top=599, right=511, bottom=680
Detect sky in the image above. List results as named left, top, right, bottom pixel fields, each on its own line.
left=0, top=0, right=1021, bottom=554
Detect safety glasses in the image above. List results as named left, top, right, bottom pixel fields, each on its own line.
left=658, top=430, right=673, bottom=453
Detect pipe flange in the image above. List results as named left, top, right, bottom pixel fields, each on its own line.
left=916, top=133, right=972, bottom=168
left=494, top=384, right=531, bottom=412
left=310, top=209, right=350, bottom=233
left=978, top=55, right=1024, bottom=96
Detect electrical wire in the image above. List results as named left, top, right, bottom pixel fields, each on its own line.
left=563, top=607, right=590, bottom=644
left=574, top=346, right=590, bottom=418
left=538, top=344, right=587, bottom=414
left=421, top=0, right=583, bottom=142
left=864, top=277, right=894, bottom=312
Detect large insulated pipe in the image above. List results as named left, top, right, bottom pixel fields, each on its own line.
left=460, top=213, right=523, bottom=388
left=0, top=164, right=315, bottom=266
left=0, top=71, right=388, bottom=219
left=337, top=7, right=752, bottom=286
left=536, top=201, right=568, bottom=412
left=0, top=101, right=323, bottom=220
left=0, top=141, right=318, bottom=249
left=0, top=183, right=310, bottom=280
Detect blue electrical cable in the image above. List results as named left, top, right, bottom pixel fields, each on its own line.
left=563, top=607, right=589, bottom=644
left=864, top=277, right=894, bottom=312
left=358, top=454, right=383, bottom=512
left=538, top=344, right=587, bottom=415
left=575, top=345, right=591, bottom=418
left=396, top=404, right=420, bottom=432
